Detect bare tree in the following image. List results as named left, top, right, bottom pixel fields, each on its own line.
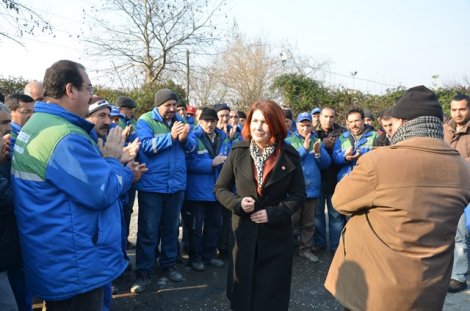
left=0, top=0, right=53, bottom=46
left=202, top=34, right=282, bottom=111
left=82, top=0, right=227, bottom=86
left=189, top=64, right=229, bottom=106
left=189, top=31, right=330, bottom=111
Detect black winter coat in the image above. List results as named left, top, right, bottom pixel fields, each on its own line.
left=214, top=141, right=306, bottom=311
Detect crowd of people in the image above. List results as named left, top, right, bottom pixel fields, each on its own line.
left=0, top=59, right=469, bottom=311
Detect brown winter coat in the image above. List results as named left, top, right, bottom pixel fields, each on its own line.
left=443, top=119, right=470, bottom=161
left=324, top=137, right=470, bottom=311
left=214, top=141, right=306, bottom=311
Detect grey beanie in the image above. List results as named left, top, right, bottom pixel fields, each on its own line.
left=391, top=85, right=443, bottom=121
left=155, top=88, right=178, bottom=107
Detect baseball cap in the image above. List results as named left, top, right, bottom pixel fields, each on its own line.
left=296, top=112, right=312, bottom=123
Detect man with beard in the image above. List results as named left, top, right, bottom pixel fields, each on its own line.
left=332, top=108, right=379, bottom=182
left=444, top=93, right=470, bottom=293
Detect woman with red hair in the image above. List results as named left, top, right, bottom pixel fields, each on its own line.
left=215, top=100, right=306, bottom=311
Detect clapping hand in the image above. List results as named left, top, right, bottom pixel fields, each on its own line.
left=121, top=138, right=140, bottom=164
left=344, top=146, right=361, bottom=162
left=99, top=127, right=125, bottom=160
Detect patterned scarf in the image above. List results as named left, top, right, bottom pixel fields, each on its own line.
left=249, top=140, right=277, bottom=187
left=391, top=116, right=443, bottom=145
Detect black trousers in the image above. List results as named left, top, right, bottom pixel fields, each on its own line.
left=44, top=286, right=104, bottom=311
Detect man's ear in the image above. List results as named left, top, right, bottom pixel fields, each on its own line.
left=64, top=83, right=74, bottom=97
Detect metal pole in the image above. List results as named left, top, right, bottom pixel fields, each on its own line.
left=186, top=50, right=190, bottom=104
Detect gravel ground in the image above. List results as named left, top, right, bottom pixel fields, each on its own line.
left=110, top=200, right=470, bottom=310
left=31, top=199, right=470, bottom=310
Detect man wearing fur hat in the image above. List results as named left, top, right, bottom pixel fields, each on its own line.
left=325, top=86, right=470, bottom=310
left=443, top=93, right=470, bottom=293
left=131, top=88, right=197, bottom=293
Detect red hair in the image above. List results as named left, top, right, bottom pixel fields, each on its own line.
left=241, top=100, right=288, bottom=144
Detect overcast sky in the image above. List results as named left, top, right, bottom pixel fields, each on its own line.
left=1, top=0, right=469, bottom=94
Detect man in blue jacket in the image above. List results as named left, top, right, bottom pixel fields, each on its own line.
left=185, top=108, right=229, bottom=271
left=11, top=60, right=134, bottom=310
left=131, top=88, right=197, bottom=293
left=286, top=112, right=331, bottom=263
left=332, top=108, right=379, bottom=181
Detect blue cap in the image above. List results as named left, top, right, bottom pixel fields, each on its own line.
left=110, top=106, right=122, bottom=117
left=296, top=112, right=312, bottom=123
left=311, top=108, right=321, bottom=115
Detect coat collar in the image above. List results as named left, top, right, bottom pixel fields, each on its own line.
left=445, top=119, right=470, bottom=134
left=233, top=141, right=299, bottom=196
left=391, top=137, right=461, bottom=155
left=34, top=102, right=95, bottom=133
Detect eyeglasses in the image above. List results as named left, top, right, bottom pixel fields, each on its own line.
left=82, top=84, right=94, bottom=95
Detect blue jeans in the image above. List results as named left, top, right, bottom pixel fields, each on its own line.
left=135, top=191, right=184, bottom=275
left=314, top=182, right=345, bottom=251
left=451, top=213, right=468, bottom=282
left=185, top=200, right=222, bottom=263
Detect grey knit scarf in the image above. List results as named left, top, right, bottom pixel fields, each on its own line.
left=391, top=116, right=443, bottom=145
left=249, top=140, right=276, bottom=187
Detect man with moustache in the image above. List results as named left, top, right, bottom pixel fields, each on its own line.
left=332, top=108, right=379, bottom=182
left=131, top=88, right=197, bottom=292
left=444, top=93, right=470, bottom=293
left=11, top=60, right=134, bottom=310
left=86, top=99, right=112, bottom=140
